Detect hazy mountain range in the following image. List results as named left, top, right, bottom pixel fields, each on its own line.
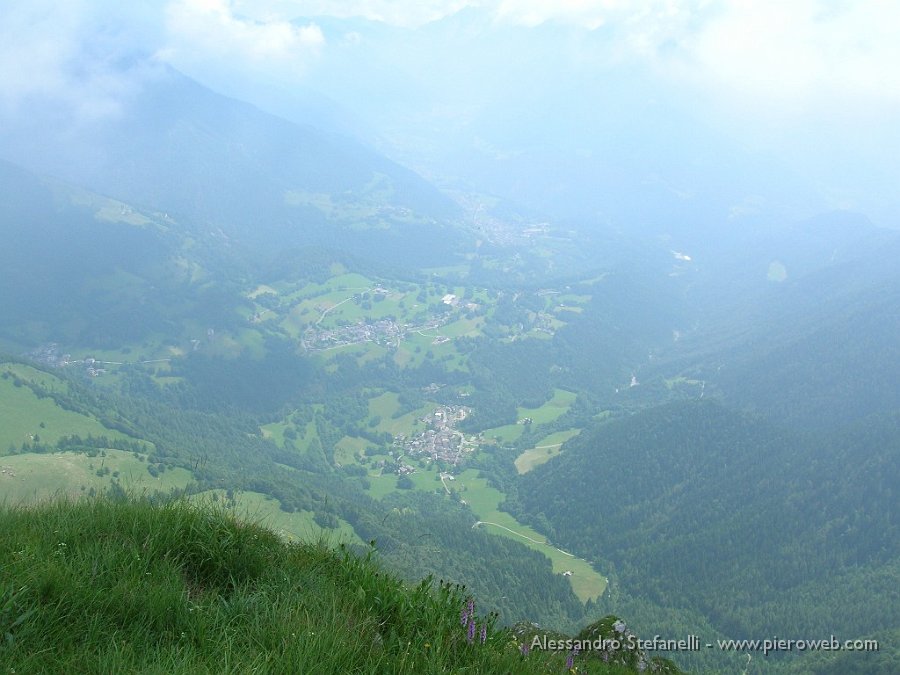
left=1, top=3, right=898, bottom=672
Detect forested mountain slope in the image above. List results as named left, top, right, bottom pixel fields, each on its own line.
left=514, top=401, right=899, bottom=658
left=0, top=64, right=465, bottom=267
left=660, top=225, right=900, bottom=429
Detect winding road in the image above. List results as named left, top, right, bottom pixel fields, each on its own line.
left=472, top=520, right=575, bottom=557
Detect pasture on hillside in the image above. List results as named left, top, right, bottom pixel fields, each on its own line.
left=0, top=449, right=190, bottom=503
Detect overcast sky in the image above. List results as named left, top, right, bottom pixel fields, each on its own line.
left=2, top=0, right=899, bottom=223
left=4, top=1, right=899, bottom=116
left=194, top=0, right=900, bottom=114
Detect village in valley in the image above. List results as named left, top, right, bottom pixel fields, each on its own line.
left=300, top=317, right=448, bottom=351
left=385, top=404, right=478, bottom=476
left=298, top=290, right=480, bottom=352
left=26, top=343, right=111, bottom=378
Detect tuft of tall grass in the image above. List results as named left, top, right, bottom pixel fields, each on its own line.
left=0, top=496, right=662, bottom=673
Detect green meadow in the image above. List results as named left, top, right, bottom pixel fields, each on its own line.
left=191, top=489, right=362, bottom=545
left=261, top=410, right=321, bottom=452
left=2, top=363, right=71, bottom=394
left=365, top=472, right=402, bottom=499
left=362, top=453, right=608, bottom=603
left=453, top=469, right=606, bottom=603
left=0, top=448, right=190, bottom=504
left=517, top=388, right=577, bottom=424
left=0, top=366, right=136, bottom=452
left=514, top=428, right=582, bottom=474
left=244, top=272, right=495, bottom=372
left=260, top=419, right=291, bottom=447
left=335, top=435, right=370, bottom=465
left=366, top=392, right=433, bottom=437
left=483, top=423, right=525, bottom=444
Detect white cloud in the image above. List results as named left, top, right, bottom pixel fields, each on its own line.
left=0, top=0, right=327, bottom=128
left=241, top=0, right=900, bottom=104
left=494, top=0, right=635, bottom=29
left=0, top=1, right=161, bottom=121
left=669, top=0, right=900, bottom=116
left=163, top=0, right=324, bottom=71
left=231, top=0, right=478, bottom=28
left=0, top=3, right=80, bottom=109
left=483, top=0, right=900, bottom=110
left=3, top=0, right=899, bottom=139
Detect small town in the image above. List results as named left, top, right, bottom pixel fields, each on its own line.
left=393, top=404, right=478, bottom=468
left=301, top=317, right=447, bottom=351
left=25, top=344, right=108, bottom=377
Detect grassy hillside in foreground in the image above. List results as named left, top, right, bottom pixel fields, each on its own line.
left=0, top=498, right=678, bottom=674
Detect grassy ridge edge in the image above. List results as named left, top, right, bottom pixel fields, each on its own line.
left=0, top=497, right=675, bottom=673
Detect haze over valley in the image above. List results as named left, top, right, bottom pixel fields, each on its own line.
left=1, top=2, right=898, bottom=672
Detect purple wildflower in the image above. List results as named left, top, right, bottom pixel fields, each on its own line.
left=480, top=623, right=487, bottom=644
left=520, top=643, right=530, bottom=656
left=467, top=599, right=475, bottom=618
left=467, top=619, right=476, bottom=644
left=566, top=652, right=574, bottom=670
left=460, top=606, right=468, bottom=626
